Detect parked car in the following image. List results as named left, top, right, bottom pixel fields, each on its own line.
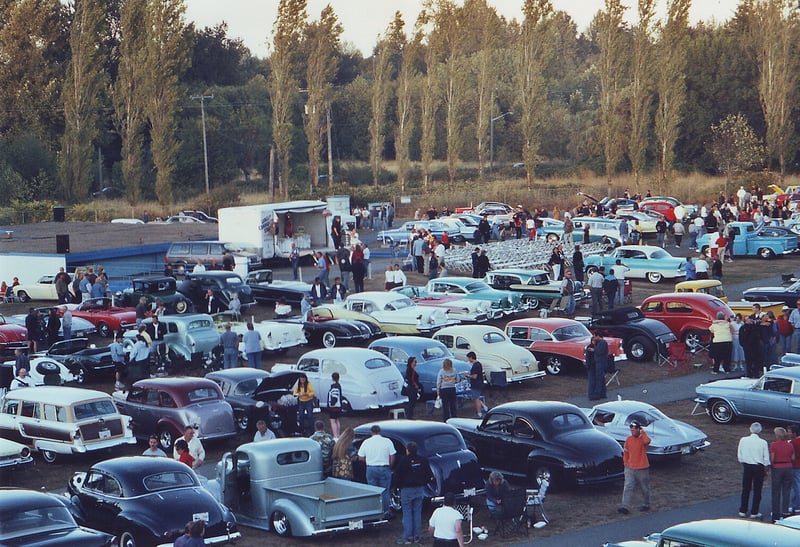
left=694, top=366, right=800, bottom=424
left=505, top=318, right=623, bottom=375
left=67, top=456, right=240, bottom=546
left=585, top=400, right=710, bottom=460
left=433, top=325, right=544, bottom=385
left=697, top=221, right=798, bottom=259
left=743, top=278, right=800, bottom=307
left=448, top=401, right=624, bottom=489
left=368, top=336, right=472, bottom=398
left=640, top=292, right=735, bottom=351
left=580, top=306, right=677, bottom=362
left=377, top=219, right=469, bottom=246
left=0, top=437, right=33, bottom=472
left=392, top=285, right=493, bottom=322
left=540, top=216, right=625, bottom=244
left=211, top=311, right=307, bottom=358
left=90, top=185, right=123, bottom=199
left=0, top=315, right=28, bottom=358
left=272, top=347, right=407, bottom=411
left=675, top=279, right=728, bottom=301
left=6, top=311, right=97, bottom=340
left=166, top=240, right=260, bottom=273
left=158, top=214, right=208, bottom=224
left=354, top=420, right=485, bottom=509
left=340, top=291, right=457, bottom=335
left=610, top=210, right=666, bottom=235
left=404, top=277, right=529, bottom=316
left=0, top=489, right=116, bottom=546
left=277, top=312, right=379, bottom=348
left=0, top=386, right=136, bottom=463
left=245, top=269, right=311, bottom=306
left=1, top=355, right=78, bottom=386
left=62, top=297, right=136, bottom=337
left=11, top=274, right=66, bottom=302
left=584, top=245, right=686, bottom=284
left=113, top=377, right=237, bottom=451
left=36, top=337, right=115, bottom=385
left=117, top=276, right=192, bottom=314
left=606, top=518, right=800, bottom=547
left=484, top=268, right=590, bottom=310
left=123, top=314, right=222, bottom=371
left=181, top=210, right=218, bottom=223
left=178, top=270, right=255, bottom=311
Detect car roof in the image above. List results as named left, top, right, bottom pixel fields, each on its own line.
left=0, top=489, right=69, bottom=511
left=369, top=336, right=444, bottom=350
left=490, top=400, right=583, bottom=416
left=3, top=386, right=112, bottom=404
left=432, top=277, right=484, bottom=284
left=436, top=325, right=504, bottom=336
left=591, top=400, right=656, bottom=413
left=643, top=292, right=725, bottom=303
left=186, top=271, right=243, bottom=279
left=131, top=376, right=223, bottom=391
left=354, top=419, right=461, bottom=440
left=206, top=369, right=271, bottom=382
left=300, top=347, right=390, bottom=361
left=660, top=518, right=800, bottom=545
left=506, top=317, right=580, bottom=330
left=89, top=456, right=199, bottom=488
left=347, top=291, right=407, bottom=302
left=766, top=367, right=800, bottom=380
left=675, top=279, right=722, bottom=290
left=132, top=276, right=175, bottom=282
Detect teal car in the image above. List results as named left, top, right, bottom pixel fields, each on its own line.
left=583, top=245, right=685, bottom=284
left=697, top=221, right=798, bottom=259
left=484, top=268, right=590, bottom=310
left=409, top=276, right=529, bottom=316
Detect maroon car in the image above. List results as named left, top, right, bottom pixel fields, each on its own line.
left=640, top=292, right=734, bottom=352
left=63, top=297, right=136, bottom=338
left=0, top=313, right=28, bottom=358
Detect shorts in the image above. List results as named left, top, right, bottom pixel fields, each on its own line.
left=114, top=362, right=126, bottom=375
left=328, top=407, right=342, bottom=419
left=470, top=387, right=483, bottom=400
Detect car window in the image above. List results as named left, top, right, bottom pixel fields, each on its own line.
left=2, top=400, right=18, bottom=415
left=276, top=450, right=311, bottom=465
left=553, top=324, right=591, bottom=341
left=650, top=249, right=670, bottom=259
left=507, top=326, right=531, bottom=343
left=233, top=379, right=259, bottom=396
left=642, top=301, right=663, bottom=313
left=466, top=282, right=491, bottom=292
left=665, top=301, right=693, bottom=314
left=387, top=297, right=414, bottom=310
left=159, top=392, right=177, bottom=407
left=145, top=389, right=159, bottom=405
left=187, top=387, right=220, bottom=402
left=421, top=345, right=447, bottom=360
left=527, top=328, right=552, bottom=342
left=436, top=335, right=454, bottom=349
left=170, top=243, right=191, bottom=255
left=20, top=401, right=38, bottom=418
left=74, top=399, right=118, bottom=420
left=625, top=411, right=659, bottom=427
left=365, top=358, right=390, bottom=370
left=512, top=417, right=536, bottom=438
left=763, top=377, right=792, bottom=394
left=421, top=432, right=463, bottom=455
left=321, top=359, right=347, bottom=376
left=482, top=412, right=514, bottom=435
left=483, top=332, right=506, bottom=344
left=142, top=471, right=197, bottom=492
left=549, top=412, right=592, bottom=433
left=190, top=243, right=210, bottom=255
left=389, top=347, right=409, bottom=364
left=298, top=358, right=319, bottom=373
left=455, top=337, right=471, bottom=350
left=43, top=404, right=67, bottom=422
left=188, top=319, right=212, bottom=330
left=209, top=243, right=225, bottom=254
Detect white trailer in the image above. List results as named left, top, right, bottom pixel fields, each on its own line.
left=0, top=253, right=66, bottom=285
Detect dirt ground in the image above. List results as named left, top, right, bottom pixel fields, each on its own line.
left=1, top=221, right=791, bottom=546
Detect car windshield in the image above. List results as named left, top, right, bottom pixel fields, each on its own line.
left=187, top=387, right=221, bottom=402
left=626, top=408, right=667, bottom=427
left=386, top=297, right=415, bottom=310
left=648, top=249, right=670, bottom=259
left=0, top=504, right=76, bottom=540
left=421, top=345, right=449, bottom=360
left=73, top=399, right=118, bottom=420
left=365, top=358, right=391, bottom=370
left=233, top=379, right=259, bottom=396
left=465, top=282, right=491, bottom=292
left=188, top=319, right=213, bottom=330
left=552, top=324, right=591, bottom=341
left=142, top=470, right=198, bottom=492
left=419, top=432, right=464, bottom=456
left=220, top=276, right=245, bottom=288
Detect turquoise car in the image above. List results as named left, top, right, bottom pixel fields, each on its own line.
left=697, top=221, right=798, bottom=259
left=484, top=268, right=589, bottom=309
left=583, top=245, right=686, bottom=284
left=409, top=276, right=529, bottom=316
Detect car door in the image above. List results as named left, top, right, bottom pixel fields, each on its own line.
left=0, top=398, right=25, bottom=445
left=77, top=470, right=124, bottom=528
left=296, top=357, right=321, bottom=392
left=474, top=412, right=528, bottom=477
left=738, top=375, right=793, bottom=420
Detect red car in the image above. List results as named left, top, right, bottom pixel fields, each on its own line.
left=639, top=201, right=677, bottom=222
left=640, top=292, right=734, bottom=352
left=0, top=314, right=28, bottom=359
left=63, top=297, right=137, bottom=338
left=505, top=317, right=623, bottom=375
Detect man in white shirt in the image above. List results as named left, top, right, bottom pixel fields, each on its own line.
left=142, top=435, right=167, bottom=457
left=10, top=367, right=31, bottom=390
left=737, top=422, right=770, bottom=518
left=790, top=300, right=800, bottom=352
left=393, top=263, right=407, bottom=287
left=358, top=425, right=396, bottom=518
left=695, top=254, right=709, bottom=280
left=613, top=259, right=630, bottom=305
left=588, top=266, right=605, bottom=316
left=173, top=425, right=205, bottom=470
left=253, top=420, right=276, bottom=442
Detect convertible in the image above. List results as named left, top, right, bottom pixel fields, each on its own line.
left=63, top=297, right=137, bottom=337
left=392, top=285, right=493, bottom=322
left=245, top=269, right=311, bottom=306
left=408, top=277, right=529, bottom=316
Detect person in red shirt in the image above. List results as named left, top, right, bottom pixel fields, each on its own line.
left=770, top=426, right=795, bottom=521
left=175, top=439, right=194, bottom=469
left=619, top=420, right=651, bottom=514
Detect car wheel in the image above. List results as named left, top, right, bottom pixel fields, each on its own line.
left=522, top=296, right=540, bottom=310
left=17, top=291, right=30, bottom=303
left=40, top=449, right=58, bottom=464
left=586, top=266, right=598, bottom=276
left=683, top=330, right=707, bottom=352
left=271, top=510, right=292, bottom=537
left=758, top=247, right=776, bottom=260
left=117, top=530, right=137, bottom=547
left=541, top=354, right=564, bottom=376
left=625, top=336, right=654, bottom=362
left=532, top=464, right=557, bottom=490
left=546, top=233, right=559, bottom=242
left=321, top=331, right=337, bottom=348
left=36, top=361, right=61, bottom=375
left=235, top=412, right=250, bottom=433
left=98, top=321, right=111, bottom=338
left=710, top=399, right=736, bottom=424
left=175, top=299, right=189, bottom=314
left=646, top=271, right=663, bottom=284
left=157, top=427, right=174, bottom=452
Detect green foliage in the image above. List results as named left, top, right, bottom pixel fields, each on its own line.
left=707, top=113, right=765, bottom=178
left=191, top=184, right=242, bottom=213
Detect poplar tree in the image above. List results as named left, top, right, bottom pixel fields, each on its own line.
left=369, top=14, right=402, bottom=190
left=628, top=0, right=655, bottom=186
left=418, top=9, right=439, bottom=193
left=395, top=21, right=417, bottom=195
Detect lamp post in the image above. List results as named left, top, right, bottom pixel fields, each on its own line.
left=490, top=111, right=513, bottom=172
left=191, top=94, right=213, bottom=194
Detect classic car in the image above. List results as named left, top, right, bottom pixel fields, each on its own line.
left=272, top=347, right=407, bottom=411
left=67, top=456, right=240, bottom=546
left=584, top=400, right=710, bottom=460
left=117, top=276, right=192, bottom=314
left=276, top=312, right=379, bottom=348
left=743, top=278, right=800, bottom=307
left=583, top=245, right=686, bottom=284
left=540, top=216, right=625, bottom=243
left=578, top=193, right=639, bottom=214
left=606, top=518, right=800, bottom=547
left=448, top=401, right=624, bottom=489
left=0, top=386, right=136, bottom=463
left=675, top=279, right=728, bottom=301
left=0, top=437, right=33, bottom=472
left=112, top=377, right=238, bottom=451
left=123, top=314, right=222, bottom=371
left=1, top=356, right=78, bottom=386
left=368, top=336, right=472, bottom=398
left=694, top=366, right=800, bottom=424
left=340, top=291, right=457, bottom=335
left=640, top=293, right=735, bottom=351
left=6, top=311, right=97, bottom=340
left=181, top=209, right=219, bottom=223
left=245, top=269, right=311, bottom=305
left=211, top=311, right=307, bottom=357
left=354, top=420, right=485, bottom=508
left=11, top=274, right=68, bottom=302
left=404, top=277, right=529, bottom=316
left=377, top=219, right=469, bottom=246
left=610, top=210, right=666, bottom=235
left=0, top=314, right=29, bottom=358
left=62, top=297, right=136, bottom=337
left=310, top=304, right=383, bottom=332
left=484, top=268, right=589, bottom=310
left=392, top=285, right=493, bottom=322
left=178, top=270, right=255, bottom=311
left=697, top=221, right=798, bottom=259
left=36, top=338, right=115, bottom=385
left=505, top=318, right=624, bottom=375
left=166, top=240, right=260, bottom=273
left=0, top=489, right=116, bottom=546
left=473, top=201, right=514, bottom=215
left=433, top=325, right=544, bottom=385
left=580, top=306, right=678, bottom=362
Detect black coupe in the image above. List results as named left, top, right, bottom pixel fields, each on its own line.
left=580, top=306, right=676, bottom=361
left=40, top=338, right=115, bottom=384
left=448, top=401, right=624, bottom=489
left=278, top=314, right=380, bottom=348
left=245, top=269, right=311, bottom=305
left=743, top=279, right=800, bottom=307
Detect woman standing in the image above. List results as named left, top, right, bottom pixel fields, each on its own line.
left=331, top=428, right=356, bottom=480
left=351, top=244, right=366, bottom=293
left=404, top=357, right=421, bottom=419
left=293, top=373, right=316, bottom=436
left=436, top=359, right=459, bottom=421
left=709, top=312, right=732, bottom=374
left=770, top=427, right=795, bottom=522
left=762, top=312, right=780, bottom=367
left=730, top=314, right=745, bottom=372
left=327, top=372, right=343, bottom=438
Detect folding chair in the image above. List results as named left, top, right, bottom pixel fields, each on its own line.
left=606, top=366, right=621, bottom=387
left=526, top=478, right=549, bottom=530
left=455, top=503, right=474, bottom=544
left=664, top=341, right=690, bottom=373
left=491, top=489, right=529, bottom=538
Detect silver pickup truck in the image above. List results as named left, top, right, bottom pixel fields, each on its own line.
left=205, top=437, right=387, bottom=537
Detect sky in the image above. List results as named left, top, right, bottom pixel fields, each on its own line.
left=184, top=0, right=740, bottom=59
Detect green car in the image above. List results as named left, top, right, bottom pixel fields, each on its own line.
left=409, top=276, right=530, bottom=316
left=118, top=276, right=192, bottom=314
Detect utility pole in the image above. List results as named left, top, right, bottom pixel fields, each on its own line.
left=191, top=94, right=213, bottom=194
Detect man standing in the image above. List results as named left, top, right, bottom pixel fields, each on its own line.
left=695, top=254, right=710, bottom=280
left=587, top=334, right=609, bottom=400
left=289, top=243, right=301, bottom=281
left=394, top=441, right=434, bottom=545
left=789, top=301, right=800, bottom=353
left=147, top=315, right=167, bottom=367
left=466, top=351, right=487, bottom=418
left=738, top=422, right=770, bottom=519
left=739, top=315, right=763, bottom=378
left=310, top=420, right=336, bottom=477
left=478, top=214, right=491, bottom=244
left=25, top=308, right=41, bottom=353
left=135, top=297, right=149, bottom=327
left=61, top=306, right=72, bottom=341
left=618, top=420, right=651, bottom=514
left=588, top=266, right=605, bottom=316
left=55, top=268, right=70, bottom=304
left=412, top=235, right=426, bottom=274
left=560, top=269, right=576, bottom=316
left=614, top=259, right=630, bottom=306
left=242, top=322, right=262, bottom=369
left=358, top=424, right=396, bottom=520
left=111, top=333, right=127, bottom=390
left=310, top=277, right=328, bottom=306
left=684, top=256, right=696, bottom=281
left=219, top=323, right=239, bottom=369
left=173, top=425, right=205, bottom=471
left=655, top=217, right=667, bottom=248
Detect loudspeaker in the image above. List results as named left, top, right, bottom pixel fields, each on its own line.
left=56, top=234, right=70, bottom=254
left=53, top=206, right=65, bottom=222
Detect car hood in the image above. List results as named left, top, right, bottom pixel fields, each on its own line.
left=697, top=377, right=758, bottom=392
left=253, top=371, right=304, bottom=400
left=1, top=527, right=115, bottom=546
left=743, top=287, right=786, bottom=295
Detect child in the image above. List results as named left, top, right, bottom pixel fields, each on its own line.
left=175, top=439, right=194, bottom=468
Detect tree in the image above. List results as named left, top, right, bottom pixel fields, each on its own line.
left=707, top=113, right=765, bottom=195
left=395, top=21, right=417, bottom=194
left=303, top=5, right=342, bottom=191
left=369, top=13, right=402, bottom=189
left=418, top=9, right=440, bottom=192
left=61, top=0, right=108, bottom=202
left=268, top=0, right=306, bottom=198
left=628, top=0, right=655, bottom=186
left=654, top=0, right=691, bottom=188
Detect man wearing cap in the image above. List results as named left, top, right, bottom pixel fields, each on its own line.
left=618, top=420, right=651, bottom=514
left=738, top=422, right=769, bottom=519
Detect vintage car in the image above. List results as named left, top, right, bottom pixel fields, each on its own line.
left=0, top=437, right=33, bottom=471
left=611, top=210, right=666, bottom=235
left=354, top=420, right=485, bottom=508
left=433, top=325, right=544, bottom=385
left=0, top=386, right=136, bottom=463
left=404, top=277, right=529, bottom=316
left=62, top=297, right=136, bottom=337
left=112, top=377, right=237, bottom=451
left=67, top=456, right=240, bottom=546
left=272, top=347, right=407, bottom=411
left=276, top=312, right=379, bottom=348
left=181, top=210, right=218, bottom=223
left=211, top=311, right=307, bottom=357
left=585, top=400, right=710, bottom=460
left=607, top=518, right=800, bottom=547
left=698, top=221, right=798, bottom=259
left=0, top=489, right=116, bottom=546
left=35, top=337, right=115, bottom=385
left=0, top=314, right=29, bottom=358
left=505, top=318, right=624, bottom=375
left=6, top=311, right=97, bottom=340
left=484, top=268, right=590, bottom=309
left=377, top=219, right=469, bottom=246
left=117, top=275, right=192, bottom=313
left=743, top=278, right=800, bottom=307
left=580, top=306, right=678, bottom=362
left=675, top=279, right=728, bottom=301
left=123, top=314, right=222, bottom=371
left=245, top=269, right=311, bottom=305
left=368, top=336, right=472, bottom=398
left=340, top=291, right=457, bottom=335
left=178, top=270, right=255, bottom=311
left=11, top=274, right=69, bottom=302
left=694, top=366, right=800, bottom=424
left=448, top=401, right=624, bottom=489
left=540, top=216, right=625, bottom=243
left=583, top=245, right=686, bottom=284
left=640, top=293, right=735, bottom=351
left=1, top=356, right=78, bottom=386
left=392, top=285, right=493, bottom=322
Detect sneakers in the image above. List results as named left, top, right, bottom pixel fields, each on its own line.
left=618, top=507, right=629, bottom=514
left=751, top=513, right=762, bottom=519
left=114, top=381, right=125, bottom=390
left=738, top=512, right=747, bottom=518
left=396, top=540, right=412, bottom=545
left=711, top=371, right=718, bottom=375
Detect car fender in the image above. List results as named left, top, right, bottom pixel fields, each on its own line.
left=155, top=417, right=185, bottom=437
left=166, top=342, right=193, bottom=361
left=678, top=324, right=711, bottom=339
left=33, top=439, right=74, bottom=455
left=270, top=497, right=316, bottom=536
left=113, top=512, right=162, bottom=540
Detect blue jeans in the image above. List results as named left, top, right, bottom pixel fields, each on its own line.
left=793, top=331, right=800, bottom=354
left=780, top=334, right=792, bottom=355
left=291, top=258, right=300, bottom=280
left=791, top=469, right=800, bottom=510
left=246, top=352, right=262, bottom=369
left=367, top=465, right=393, bottom=516
left=223, top=348, right=238, bottom=369
left=400, top=486, right=425, bottom=541
left=297, top=400, right=314, bottom=435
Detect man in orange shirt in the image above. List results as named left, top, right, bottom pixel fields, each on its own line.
left=619, top=420, right=651, bottom=514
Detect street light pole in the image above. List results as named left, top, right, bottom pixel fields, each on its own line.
left=490, top=111, right=513, bottom=172
left=191, top=94, right=213, bottom=194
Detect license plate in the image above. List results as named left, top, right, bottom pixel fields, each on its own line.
left=463, top=487, right=476, bottom=497
left=193, top=512, right=209, bottom=522
left=681, top=446, right=692, bottom=455
left=99, top=429, right=111, bottom=439
left=349, top=519, right=364, bottom=530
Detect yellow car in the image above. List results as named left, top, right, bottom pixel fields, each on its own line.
left=675, top=279, right=784, bottom=317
